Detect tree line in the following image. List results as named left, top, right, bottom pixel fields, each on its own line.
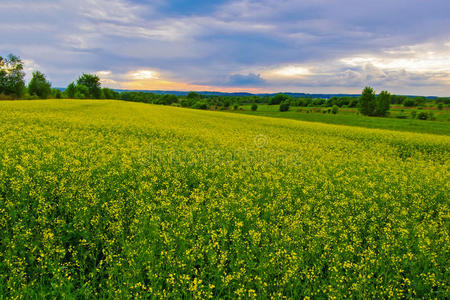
left=1, top=54, right=448, bottom=117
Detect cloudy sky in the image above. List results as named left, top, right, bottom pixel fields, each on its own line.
left=2, top=0, right=450, bottom=95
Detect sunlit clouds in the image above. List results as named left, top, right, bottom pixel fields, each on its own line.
left=1, top=0, right=449, bottom=95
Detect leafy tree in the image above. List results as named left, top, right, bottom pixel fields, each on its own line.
left=279, top=101, right=290, bottom=112
left=270, top=94, right=289, bottom=105
left=403, top=98, right=416, bottom=107
left=375, top=91, right=391, bottom=116
left=51, top=88, right=63, bottom=99
left=0, top=54, right=26, bottom=98
left=359, top=86, right=376, bottom=116
left=187, top=92, right=200, bottom=99
left=331, top=105, right=339, bottom=114
left=28, top=71, right=51, bottom=99
left=74, top=84, right=89, bottom=99
left=65, top=82, right=76, bottom=98
left=103, top=88, right=119, bottom=100
left=77, top=73, right=101, bottom=99
left=251, top=103, right=258, bottom=111
left=192, top=101, right=208, bottom=109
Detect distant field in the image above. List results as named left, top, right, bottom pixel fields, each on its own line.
left=236, top=104, right=450, bottom=136
left=0, top=100, right=449, bottom=298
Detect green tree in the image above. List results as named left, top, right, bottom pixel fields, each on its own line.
left=279, top=100, right=290, bottom=112
left=251, top=103, right=258, bottom=111
left=74, top=84, right=89, bottom=99
left=270, top=94, right=289, bottom=105
left=359, top=86, right=376, bottom=116
left=65, top=82, right=76, bottom=98
left=77, top=73, right=101, bottom=99
left=403, top=98, right=416, bottom=107
left=51, top=88, right=63, bottom=99
left=28, top=71, right=51, bottom=99
left=0, top=54, right=25, bottom=98
left=375, top=90, right=391, bottom=116
left=331, top=105, right=339, bottom=114
left=187, top=92, right=200, bottom=100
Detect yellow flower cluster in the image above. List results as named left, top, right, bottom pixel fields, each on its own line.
left=0, top=100, right=448, bottom=298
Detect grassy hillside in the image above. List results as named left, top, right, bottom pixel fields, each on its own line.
left=235, top=104, right=450, bottom=136
left=0, top=100, right=449, bottom=298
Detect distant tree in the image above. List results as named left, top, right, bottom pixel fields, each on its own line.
left=437, top=103, right=443, bottom=110
left=51, top=88, right=63, bottom=99
left=77, top=73, right=101, bottom=99
left=279, top=100, right=290, bottom=112
left=74, top=84, right=89, bottom=99
left=375, top=91, right=391, bottom=116
left=359, top=86, right=376, bottom=116
left=270, top=94, right=289, bottom=105
left=331, top=105, right=339, bottom=114
left=187, top=92, right=200, bottom=99
left=157, top=94, right=178, bottom=105
left=65, top=82, right=76, bottom=98
left=192, top=101, right=208, bottom=109
left=0, top=54, right=26, bottom=98
left=251, top=103, right=258, bottom=111
left=403, top=98, right=416, bottom=107
left=28, top=71, right=51, bottom=99
left=417, top=111, right=428, bottom=120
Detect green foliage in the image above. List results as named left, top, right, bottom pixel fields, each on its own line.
left=156, top=94, right=178, bottom=105
left=358, top=86, right=376, bottom=116
left=417, top=111, right=428, bottom=120
left=192, top=101, right=208, bottom=109
left=270, top=93, right=289, bottom=105
left=51, top=89, right=63, bottom=99
left=28, top=71, right=51, bottom=99
left=64, top=82, right=76, bottom=98
left=359, top=87, right=391, bottom=117
left=331, top=105, right=339, bottom=114
left=0, top=54, right=26, bottom=98
left=187, top=92, right=200, bottom=99
left=279, top=101, right=290, bottom=112
left=74, top=84, right=89, bottom=99
left=102, top=88, right=119, bottom=100
left=375, top=91, right=391, bottom=116
left=403, top=98, right=416, bottom=107
left=76, top=73, right=102, bottom=99
left=251, top=103, right=258, bottom=111
left=437, top=103, right=443, bottom=110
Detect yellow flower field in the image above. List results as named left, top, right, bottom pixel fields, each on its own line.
left=0, top=100, right=449, bottom=298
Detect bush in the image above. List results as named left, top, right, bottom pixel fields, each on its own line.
left=417, top=111, right=428, bottom=120
left=410, top=110, right=417, bottom=119
left=233, top=104, right=239, bottom=110
left=251, top=103, right=258, bottom=111
left=332, top=105, right=339, bottom=114
left=192, top=101, right=208, bottom=110
left=403, top=98, right=416, bottom=107
left=437, top=103, right=443, bottom=110
left=279, top=101, right=290, bottom=112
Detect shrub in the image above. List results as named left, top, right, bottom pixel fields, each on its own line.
left=417, top=111, right=428, bottom=120
left=332, top=105, right=339, bottom=114
left=410, top=110, right=417, bottom=119
left=403, top=98, right=416, bottom=107
left=279, top=101, right=290, bottom=112
left=251, top=103, right=258, bottom=111
left=437, top=103, right=443, bottom=110
left=192, top=101, right=208, bottom=110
